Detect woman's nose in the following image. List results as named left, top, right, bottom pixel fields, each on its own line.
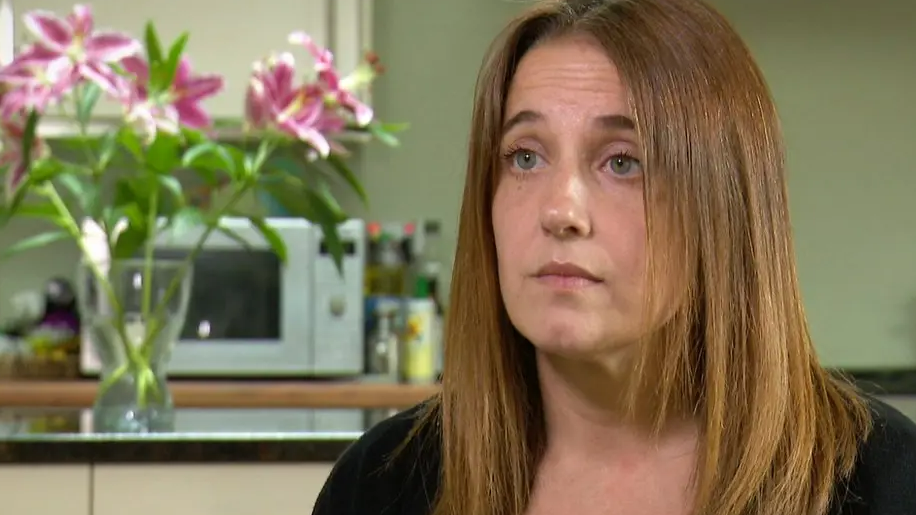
left=539, top=167, right=592, bottom=240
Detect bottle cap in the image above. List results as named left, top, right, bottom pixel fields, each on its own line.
left=414, top=276, right=430, bottom=298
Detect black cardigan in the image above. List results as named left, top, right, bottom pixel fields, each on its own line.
left=312, top=398, right=916, bottom=515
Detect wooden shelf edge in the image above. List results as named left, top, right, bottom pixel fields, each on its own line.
left=0, top=380, right=440, bottom=409
left=37, top=115, right=374, bottom=143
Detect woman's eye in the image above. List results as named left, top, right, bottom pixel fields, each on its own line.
left=607, top=154, right=641, bottom=177
left=512, top=149, right=540, bottom=171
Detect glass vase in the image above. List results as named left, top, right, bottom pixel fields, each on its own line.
left=76, top=258, right=192, bottom=433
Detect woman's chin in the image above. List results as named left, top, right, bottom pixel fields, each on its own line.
left=525, top=323, right=613, bottom=357
left=516, top=310, right=642, bottom=358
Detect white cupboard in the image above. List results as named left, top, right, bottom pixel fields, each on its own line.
left=0, top=465, right=92, bottom=515
left=0, top=463, right=333, bottom=515
left=2, top=0, right=373, bottom=119
left=93, top=463, right=334, bottom=515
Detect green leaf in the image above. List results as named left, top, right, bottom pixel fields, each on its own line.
left=156, top=175, right=184, bottom=205
left=145, top=22, right=179, bottom=95
left=325, top=154, right=368, bottom=206
left=163, top=33, right=190, bottom=87
left=56, top=173, right=86, bottom=198
left=380, top=122, right=410, bottom=134
left=241, top=140, right=273, bottom=179
left=248, top=216, right=287, bottom=263
left=216, top=224, right=253, bottom=250
left=0, top=200, right=64, bottom=229
left=28, top=159, right=65, bottom=183
left=367, top=121, right=404, bottom=147
left=170, top=206, right=204, bottom=237
left=75, top=83, right=102, bottom=128
left=9, top=201, right=58, bottom=219
left=112, top=223, right=148, bottom=259
left=258, top=175, right=315, bottom=220
left=258, top=174, right=347, bottom=273
left=243, top=154, right=256, bottom=177
left=56, top=172, right=100, bottom=218
left=265, top=155, right=304, bottom=178
left=316, top=222, right=345, bottom=275
left=179, top=127, right=206, bottom=146
left=2, top=181, right=33, bottom=218
left=144, top=22, right=164, bottom=67
left=146, top=132, right=182, bottom=173
left=96, top=130, right=119, bottom=170
left=113, top=176, right=163, bottom=218
left=1, top=230, right=70, bottom=260
left=312, top=180, right=346, bottom=220
left=20, top=110, right=40, bottom=168
left=224, top=145, right=248, bottom=177
left=117, top=127, right=144, bottom=160
left=182, top=141, right=237, bottom=183
left=100, top=204, right=143, bottom=241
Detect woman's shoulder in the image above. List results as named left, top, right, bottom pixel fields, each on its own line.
left=311, top=401, right=441, bottom=515
left=836, top=396, right=916, bottom=513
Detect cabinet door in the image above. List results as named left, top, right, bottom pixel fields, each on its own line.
left=1, top=0, right=14, bottom=64
left=11, top=0, right=331, bottom=119
left=0, top=465, right=91, bottom=515
left=330, top=0, right=373, bottom=106
left=93, top=463, right=334, bottom=515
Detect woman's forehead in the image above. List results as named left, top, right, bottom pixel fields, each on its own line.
left=503, top=36, right=632, bottom=132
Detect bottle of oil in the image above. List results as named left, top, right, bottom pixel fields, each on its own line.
left=365, top=232, right=407, bottom=297
left=366, top=301, right=400, bottom=382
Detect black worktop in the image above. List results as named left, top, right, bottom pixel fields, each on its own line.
left=841, top=369, right=916, bottom=396
left=0, top=407, right=369, bottom=464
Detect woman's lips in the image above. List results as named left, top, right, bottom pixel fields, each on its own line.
left=534, top=261, right=603, bottom=289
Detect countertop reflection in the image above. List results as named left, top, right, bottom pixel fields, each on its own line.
left=0, top=407, right=394, bottom=464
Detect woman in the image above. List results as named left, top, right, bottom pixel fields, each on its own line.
left=313, top=0, right=916, bottom=514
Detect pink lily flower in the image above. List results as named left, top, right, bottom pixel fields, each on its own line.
left=15, top=4, right=141, bottom=97
left=245, top=53, right=332, bottom=157
left=0, top=46, right=76, bottom=119
left=288, top=31, right=374, bottom=127
left=120, top=56, right=223, bottom=140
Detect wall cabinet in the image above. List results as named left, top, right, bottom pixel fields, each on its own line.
left=2, top=0, right=372, bottom=119
left=0, top=465, right=91, bottom=515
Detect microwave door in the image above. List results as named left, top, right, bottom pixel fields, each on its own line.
left=149, top=242, right=292, bottom=377
left=153, top=247, right=282, bottom=343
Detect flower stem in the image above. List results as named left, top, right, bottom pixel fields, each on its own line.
left=138, top=138, right=276, bottom=356
left=96, top=363, right=128, bottom=396
left=140, top=184, right=251, bottom=357
left=140, top=185, right=159, bottom=319
left=43, top=185, right=146, bottom=373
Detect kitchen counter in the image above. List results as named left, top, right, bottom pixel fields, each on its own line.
left=0, top=407, right=387, bottom=464
left=0, top=379, right=439, bottom=408
left=842, top=369, right=916, bottom=395
left=2, top=370, right=910, bottom=408
left=2, top=371, right=913, bottom=466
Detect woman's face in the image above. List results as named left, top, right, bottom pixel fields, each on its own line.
left=492, top=35, right=648, bottom=358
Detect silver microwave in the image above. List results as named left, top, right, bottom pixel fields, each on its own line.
left=79, top=217, right=366, bottom=377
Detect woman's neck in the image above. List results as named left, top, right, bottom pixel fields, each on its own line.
left=535, top=351, right=697, bottom=462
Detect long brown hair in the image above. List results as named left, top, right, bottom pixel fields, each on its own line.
left=415, top=1, right=873, bottom=514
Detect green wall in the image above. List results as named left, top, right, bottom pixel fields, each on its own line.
left=2, top=0, right=914, bottom=368
left=352, top=0, right=916, bottom=368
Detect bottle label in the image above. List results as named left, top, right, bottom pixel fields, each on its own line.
left=403, top=300, right=435, bottom=383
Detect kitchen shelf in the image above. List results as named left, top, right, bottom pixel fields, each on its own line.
left=0, top=379, right=439, bottom=409
left=36, top=115, right=374, bottom=143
